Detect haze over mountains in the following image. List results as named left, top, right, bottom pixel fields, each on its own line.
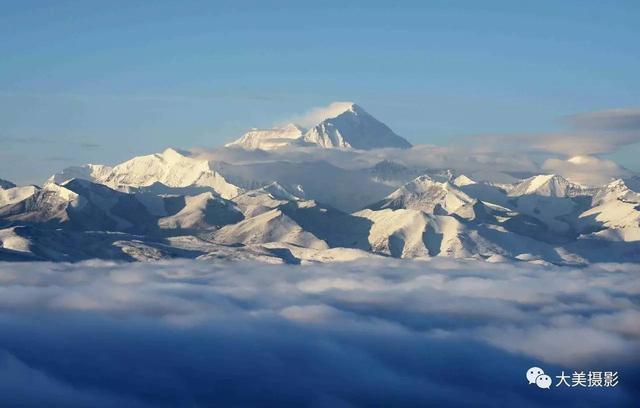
left=1, top=103, right=639, bottom=264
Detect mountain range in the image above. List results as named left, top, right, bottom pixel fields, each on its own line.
left=2, top=103, right=639, bottom=264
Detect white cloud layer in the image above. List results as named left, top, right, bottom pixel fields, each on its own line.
left=565, top=108, right=640, bottom=132
left=542, top=155, right=631, bottom=186
left=194, top=143, right=539, bottom=182
left=0, top=259, right=638, bottom=406
left=475, top=108, right=640, bottom=157
left=529, top=132, right=640, bottom=156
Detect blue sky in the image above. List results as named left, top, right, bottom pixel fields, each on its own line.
left=1, top=0, right=639, bottom=184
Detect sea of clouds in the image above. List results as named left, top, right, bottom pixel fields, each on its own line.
left=0, top=259, right=638, bottom=407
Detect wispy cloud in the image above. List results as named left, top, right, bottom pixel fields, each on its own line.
left=472, top=108, right=640, bottom=157
left=286, top=101, right=354, bottom=127
left=542, top=155, right=630, bottom=185
left=0, top=135, right=101, bottom=150
left=42, top=156, right=73, bottom=162
left=564, top=108, right=640, bottom=132
left=78, top=142, right=101, bottom=150
left=0, top=136, right=56, bottom=144
left=196, top=142, right=540, bottom=185
left=0, top=90, right=280, bottom=104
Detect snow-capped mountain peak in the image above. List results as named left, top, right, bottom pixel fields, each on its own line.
left=47, top=164, right=113, bottom=185
left=225, top=123, right=304, bottom=150
left=452, top=174, right=476, bottom=187
left=48, top=148, right=243, bottom=200
left=508, top=174, right=583, bottom=197
left=102, top=148, right=243, bottom=199
left=46, top=181, right=81, bottom=201
left=370, top=175, right=477, bottom=219
left=590, top=178, right=637, bottom=205
left=225, top=102, right=411, bottom=151
left=259, top=182, right=301, bottom=201
left=302, top=103, right=411, bottom=150
left=158, top=147, right=189, bottom=162
left=0, top=184, right=39, bottom=207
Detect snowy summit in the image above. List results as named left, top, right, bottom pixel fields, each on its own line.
left=226, top=102, right=412, bottom=151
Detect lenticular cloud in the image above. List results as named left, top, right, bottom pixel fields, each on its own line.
left=0, top=259, right=638, bottom=406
